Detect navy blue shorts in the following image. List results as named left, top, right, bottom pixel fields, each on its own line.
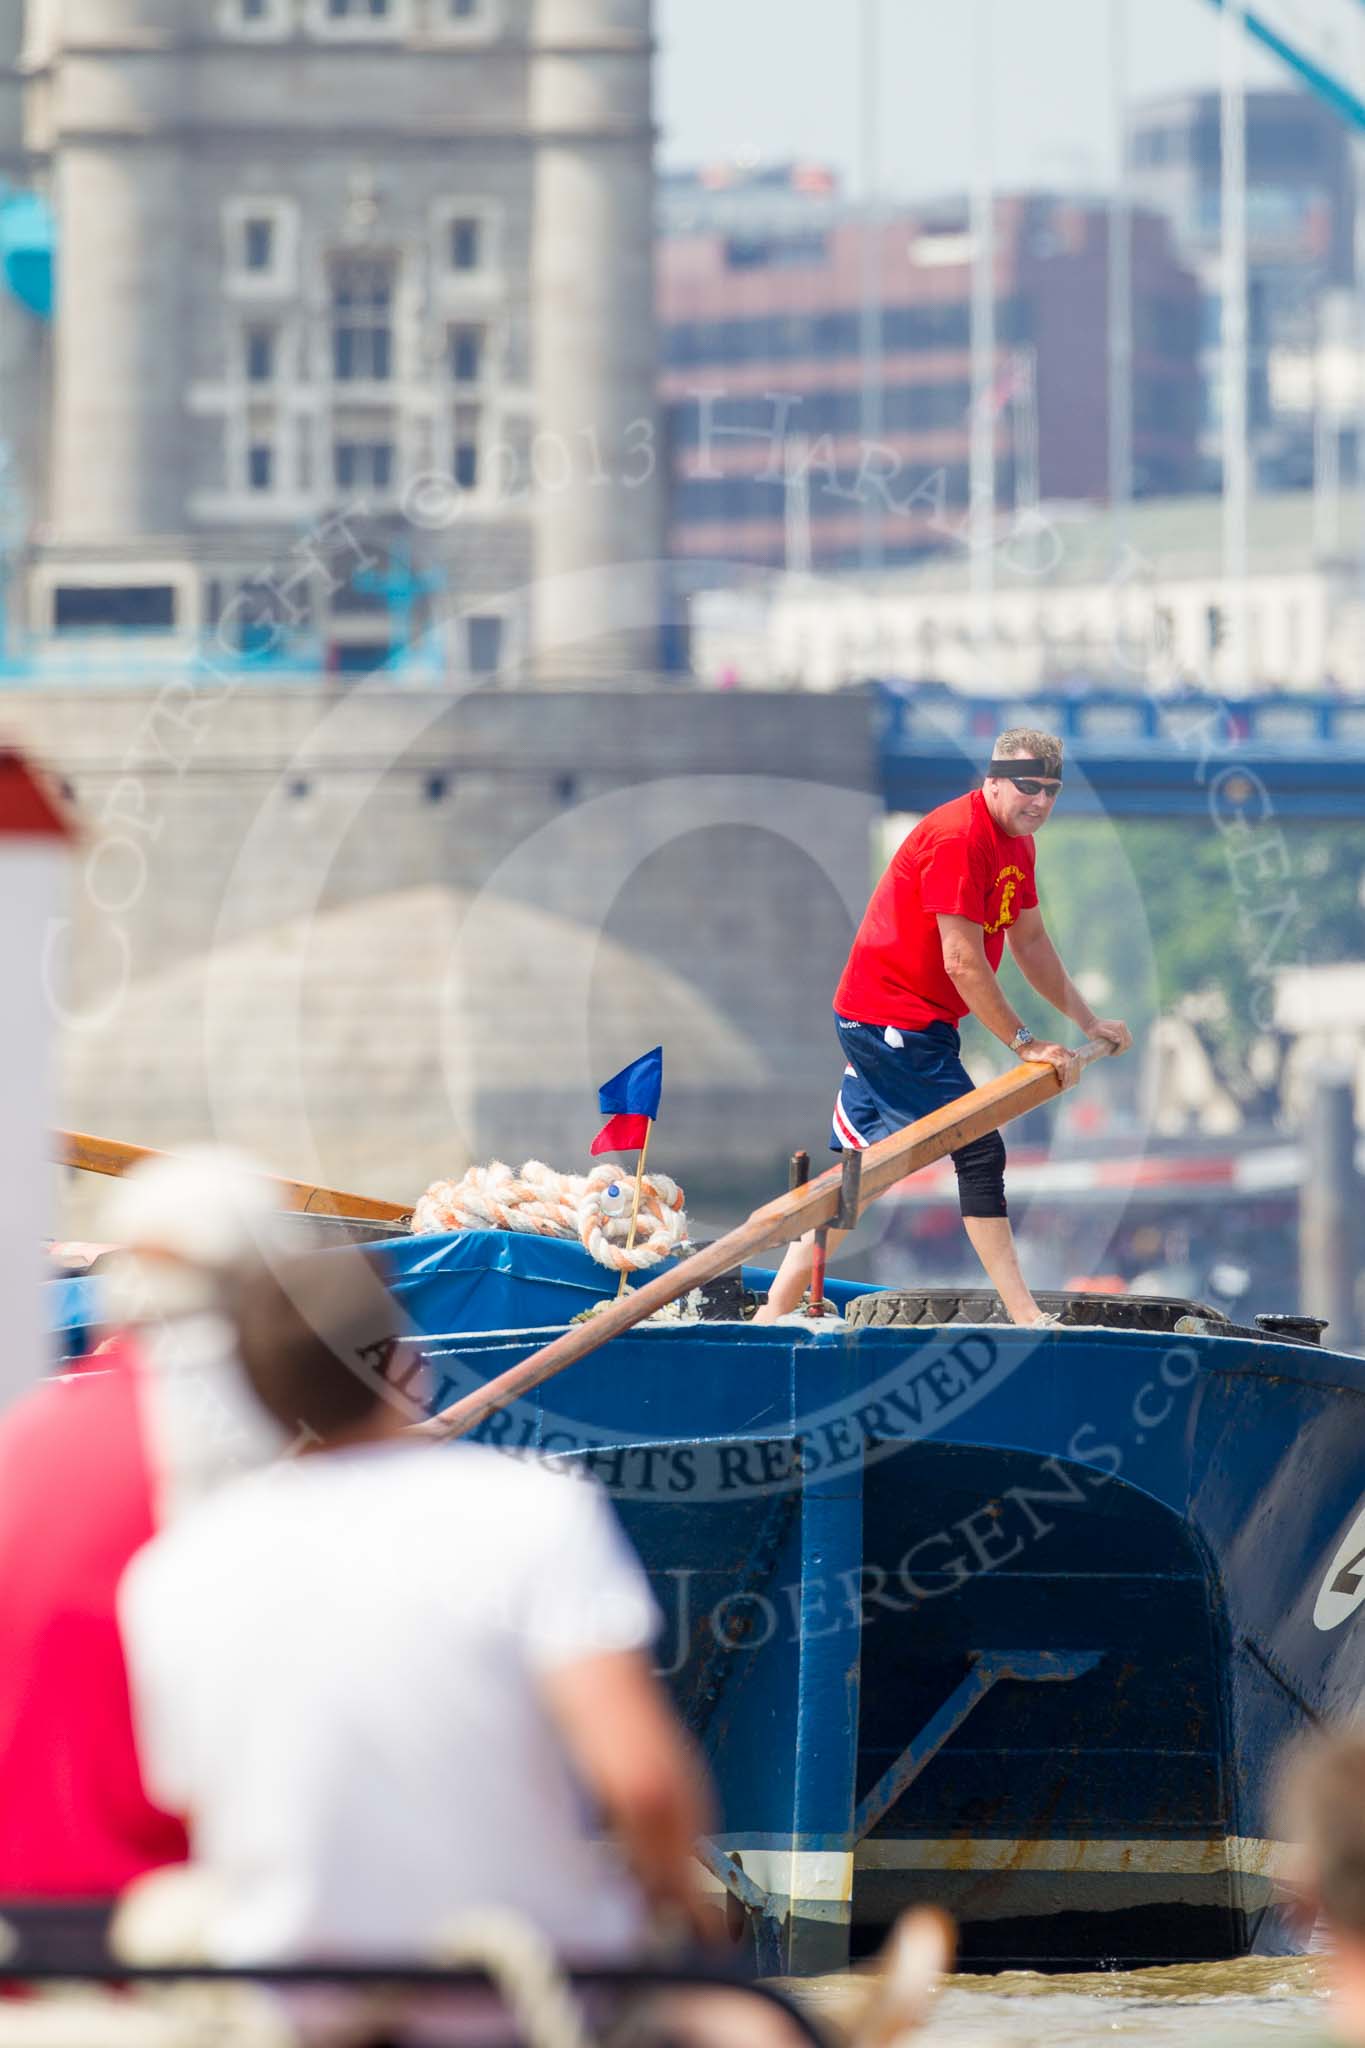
left=830, top=1016, right=1008, bottom=1219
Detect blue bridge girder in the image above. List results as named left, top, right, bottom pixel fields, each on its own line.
left=874, top=681, right=1365, bottom=820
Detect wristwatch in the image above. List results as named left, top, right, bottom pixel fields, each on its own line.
left=1010, top=1026, right=1035, bottom=1052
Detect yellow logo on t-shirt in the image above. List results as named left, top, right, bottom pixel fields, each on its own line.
left=985, top=864, right=1027, bottom=936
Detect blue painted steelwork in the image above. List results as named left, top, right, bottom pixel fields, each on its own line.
left=352, top=542, right=445, bottom=670
left=683, top=1489, right=800, bottom=1737
left=693, top=1839, right=785, bottom=1974
left=0, top=189, right=54, bottom=319
left=851, top=1649, right=1103, bottom=1842
left=366, top=1229, right=1365, bottom=1970
left=875, top=680, right=1365, bottom=818
left=1199, top=0, right=1365, bottom=133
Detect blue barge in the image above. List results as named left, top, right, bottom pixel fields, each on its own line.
left=365, top=1228, right=1365, bottom=1976
left=370, top=1220, right=1365, bottom=1974
left=51, top=1228, right=1365, bottom=1974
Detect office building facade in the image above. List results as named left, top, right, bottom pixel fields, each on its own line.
left=1128, top=88, right=1356, bottom=489
left=659, top=188, right=1202, bottom=575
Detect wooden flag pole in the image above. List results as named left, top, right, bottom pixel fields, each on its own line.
left=615, top=1120, right=654, bottom=1300
left=418, top=1037, right=1115, bottom=1443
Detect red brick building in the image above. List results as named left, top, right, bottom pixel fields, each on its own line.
left=659, top=191, right=1202, bottom=573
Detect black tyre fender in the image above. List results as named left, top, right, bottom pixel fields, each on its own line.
left=843, top=1290, right=1233, bottom=1333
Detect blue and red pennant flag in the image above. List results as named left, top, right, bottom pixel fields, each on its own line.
left=590, top=1046, right=663, bottom=1157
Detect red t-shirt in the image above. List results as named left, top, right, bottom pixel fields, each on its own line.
left=0, top=1340, right=189, bottom=1896
left=834, top=790, right=1039, bottom=1030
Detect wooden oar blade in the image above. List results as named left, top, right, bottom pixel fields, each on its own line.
left=52, top=1130, right=414, bottom=1229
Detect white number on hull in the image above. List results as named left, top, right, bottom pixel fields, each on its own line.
left=1314, top=1505, right=1365, bottom=1630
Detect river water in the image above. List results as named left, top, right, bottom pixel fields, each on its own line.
left=794, top=1957, right=1328, bottom=2046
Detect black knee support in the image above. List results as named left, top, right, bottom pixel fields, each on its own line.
left=951, top=1127, right=1007, bottom=1218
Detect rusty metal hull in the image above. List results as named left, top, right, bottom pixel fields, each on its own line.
left=400, top=1235, right=1365, bottom=1970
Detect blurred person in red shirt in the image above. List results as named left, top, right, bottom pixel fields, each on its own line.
left=0, top=1150, right=288, bottom=1903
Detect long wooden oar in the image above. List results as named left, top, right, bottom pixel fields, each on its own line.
left=52, top=1129, right=414, bottom=1229
left=419, top=1038, right=1114, bottom=1443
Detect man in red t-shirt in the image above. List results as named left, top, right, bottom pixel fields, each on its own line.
left=757, top=729, right=1131, bottom=1324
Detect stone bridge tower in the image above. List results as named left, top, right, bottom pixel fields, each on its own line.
left=16, top=0, right=661, bottom=679
left=30, top=1, right=192, bottom=549
left=0, top=0, right=24, bottom=179
left=530, top=0, right=663, bottom=676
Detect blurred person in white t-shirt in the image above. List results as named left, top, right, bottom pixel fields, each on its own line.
left=118, top=1249, right=714, bottom=1966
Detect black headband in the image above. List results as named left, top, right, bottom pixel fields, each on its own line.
left=985, top=758, right=1060, bottom=780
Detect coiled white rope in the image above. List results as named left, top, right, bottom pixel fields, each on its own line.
left=433, top=1911, right=594, bottom=2048
left=412, top=1160, right=690, bottom=1273
left=110, top=1876, right=595, bottom=2048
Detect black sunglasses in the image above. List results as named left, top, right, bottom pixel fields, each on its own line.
left=1003, top=775, right=1062, bottom=797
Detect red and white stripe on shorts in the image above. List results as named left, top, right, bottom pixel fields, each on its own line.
left=831, top=1089, right=869, bottom=1152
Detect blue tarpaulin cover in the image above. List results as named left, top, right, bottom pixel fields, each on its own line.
left=46, top=1230, right=874, bottom=1363
left=48, top=1276, right=103, bottom=1361
left=369, top=1229, right=872, bottom=1339
left=373, top=1229, right=657, bottom=1335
